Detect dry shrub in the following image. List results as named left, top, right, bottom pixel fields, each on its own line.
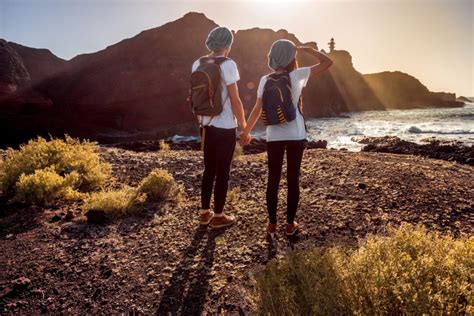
left=83, top=186, right=142, bottom=217
left=256, top=224, right=473, bottom=315
left=233, top=144, right=244, bottom=160
left=137, top=168, right=180, bottom=202
left=257, top=249, right=350, bottom=315
left=227, top=187, right=240, bottom=205
left=0, top=136, right=111, bottom=204
left=12, top=168, right=83, bottom=205
left=159, top=139, right=170, bottom=152
left=83, top=168, right=181, bottom=218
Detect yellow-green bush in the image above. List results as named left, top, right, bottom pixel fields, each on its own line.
left=159, top=139, right=170, bottom=151
left=12, top=168, right=82, bottom=205
left=83, top=186, right=142, bottom=216
left=0, top=136, right=111, bottom=204
left=258, top=249, right=351, bottom=315
left=256, top=224, right=473, bottom=315
left=137, top=168, right=178, bottom=202
left=233, top=144, right=244, bottom=160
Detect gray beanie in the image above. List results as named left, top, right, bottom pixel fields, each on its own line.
left=268, top=39, right=297, bottom=71
left=205, top=27, right=234, bottom=52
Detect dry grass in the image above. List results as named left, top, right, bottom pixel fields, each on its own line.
left=233, top=144, right=244, bottom=160
left=83, top=186, right=143, bottom=216
left=159, top=139, right=170, bottom=152
left=137, top=168, right=180, bottom=202
left=257, top=224, right=473, bottom=315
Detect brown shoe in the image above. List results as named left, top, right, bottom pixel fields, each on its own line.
left=267, top=223, right=277, bottom=237
left=199, top=210, right=214, bottom=225
left=285, top=222, right=300, bottom=236
left=209, top=214, right=235, bottom=229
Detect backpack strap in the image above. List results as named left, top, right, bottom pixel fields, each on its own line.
left=268, top=71, right=290, bottom=81
left=298, top=88, right=308, bottom=133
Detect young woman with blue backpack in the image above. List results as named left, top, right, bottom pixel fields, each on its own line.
left=240, top=39, right=333, bottom=237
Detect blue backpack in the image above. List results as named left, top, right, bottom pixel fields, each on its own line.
left=261, top=72, right=297, bottom=125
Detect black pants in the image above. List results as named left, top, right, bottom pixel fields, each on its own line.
left=201, top=126, right=236, bottom=214
left=266, top=140, right=305, bottom=224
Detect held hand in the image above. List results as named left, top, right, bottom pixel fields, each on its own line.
left=246, top=133, right=252, bottom=145
left=239, top=131, right=252, bottom=146
left=239, top=132, right=247, bottom=146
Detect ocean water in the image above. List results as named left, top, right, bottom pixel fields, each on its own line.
left=171, top=103, right=474, bottom=151
left=303, top=103, right=474, bottom=151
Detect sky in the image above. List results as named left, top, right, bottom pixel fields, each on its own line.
left=1, top=0, right=473, bottom=96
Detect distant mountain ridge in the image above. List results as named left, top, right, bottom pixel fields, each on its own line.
left=0, top=12, right=464, bottom=146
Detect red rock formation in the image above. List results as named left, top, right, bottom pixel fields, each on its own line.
left=0, top=12, right=462, bottom=145
left=0, top=40, right=30, bottom=95
left=7, top=42, right=66, bottom=85
left=363, top=71, right=463, bottom=108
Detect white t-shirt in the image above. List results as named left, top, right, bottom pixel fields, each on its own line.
left=257, top=67, right=311, bottom=142
left=192, top=57, right=240, bottom=129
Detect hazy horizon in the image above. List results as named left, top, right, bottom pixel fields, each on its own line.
left=1, top=0, right=473, bottom=96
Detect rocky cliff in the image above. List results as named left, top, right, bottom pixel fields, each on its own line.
left=0, top=40, right=30, bottom=95
left=363, top=71, right=463, bottom=109
left=8, top=42, right=66, bottom=85
left=0, top=12, right=463, bottom=146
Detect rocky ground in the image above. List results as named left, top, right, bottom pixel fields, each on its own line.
left=1, top=146, right=473, bottom=314
left=360, top=136, right=474, bottom=165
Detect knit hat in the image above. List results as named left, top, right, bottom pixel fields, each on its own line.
left=205, top=27, right=234, bottom=52
left=268, top=39, right=297, bottom=71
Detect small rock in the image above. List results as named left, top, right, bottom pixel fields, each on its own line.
left=64, top=210, right=74, bottom=221
left=357, top=182, right=367, bottom=190
left=0, top=287, right=14, bottom=299
left=13, top=277, right=31, bottom=289
left=50, top=215, right=61, bottom=223
left=85, top=209, right=108, bottom=224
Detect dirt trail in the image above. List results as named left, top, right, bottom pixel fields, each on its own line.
left=1, top=148, right=473, bottom=314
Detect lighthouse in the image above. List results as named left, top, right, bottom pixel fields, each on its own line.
left=328, top=38, right=335, bottom=52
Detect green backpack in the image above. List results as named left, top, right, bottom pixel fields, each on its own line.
left=189, top=56, right=228, bottom=117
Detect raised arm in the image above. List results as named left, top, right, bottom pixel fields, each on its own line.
left=227, top=83, right=247, bottom=130
left=297, top=46, right=333, bottom=78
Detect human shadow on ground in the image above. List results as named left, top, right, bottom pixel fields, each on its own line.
left=266, top=234, right=278, bottom=263
left=155, top=226, right=230, bottom=315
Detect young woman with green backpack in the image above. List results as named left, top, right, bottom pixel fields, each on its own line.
left=190, top=26, right=248, bottom=228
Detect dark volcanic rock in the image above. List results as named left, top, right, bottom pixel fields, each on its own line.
left=0, top=40, right=30, bottom=94
left=8, top=42, right=66, bottom=85
left=324, top=50, right=384, bottom=113
left=85, top=209, right=108, bottom=224
left=457, top=96, right=471, bottom=103
left=360, top=136, right=474, bottom=165
left=363, top=71, right=464, bottom=109
left=106, top=138, right=327, bottom=154
left=0, top=13, right=463, bottom=145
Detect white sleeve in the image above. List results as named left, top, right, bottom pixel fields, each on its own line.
left=256, top=76, right=267, bottom=99
left=191, top=60, right=200, bottom=72
left=220, top=60, right=240, bottom=85
left=292, top=67, right=311, bottom=88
